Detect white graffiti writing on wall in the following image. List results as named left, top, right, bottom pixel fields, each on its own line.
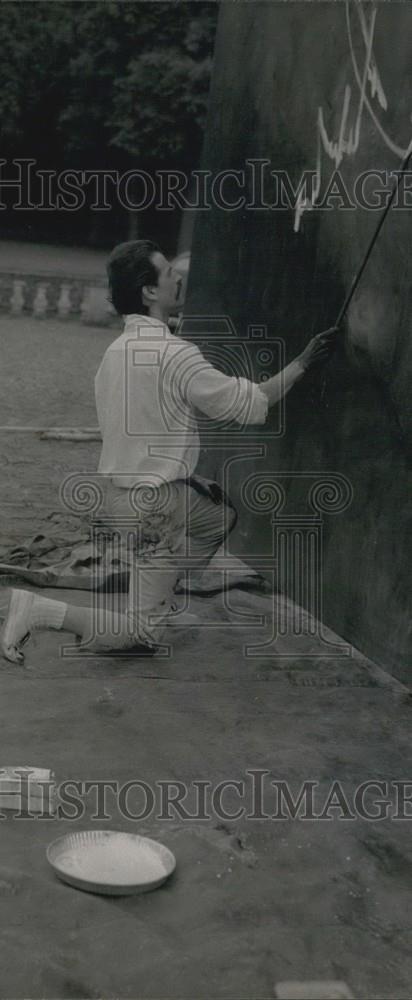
left=294, top=0, right=410, bottom=233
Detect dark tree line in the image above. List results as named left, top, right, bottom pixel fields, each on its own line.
left=0, top=1, right=218, bottom=248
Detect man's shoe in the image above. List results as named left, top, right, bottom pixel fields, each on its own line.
left=0, top=589, right=34, bottom=663
left=165, top=609, right=200, bottom=627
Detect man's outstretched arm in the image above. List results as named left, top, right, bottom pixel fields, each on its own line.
left=179, top=326, right=338, bottom=425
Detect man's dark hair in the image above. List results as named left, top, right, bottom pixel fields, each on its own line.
left=107, top=239, right=161, bottom=316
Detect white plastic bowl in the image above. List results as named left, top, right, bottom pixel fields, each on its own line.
left=47, top=830, right=176, bottom=895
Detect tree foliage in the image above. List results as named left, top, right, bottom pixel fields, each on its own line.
left=0, top=1, right=218, bottom=169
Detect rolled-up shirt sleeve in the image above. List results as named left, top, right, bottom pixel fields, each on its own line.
left=172, top=342, right=268, bottom=425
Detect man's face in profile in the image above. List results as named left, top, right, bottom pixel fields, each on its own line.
left=150, top=252, right=185, bottom=313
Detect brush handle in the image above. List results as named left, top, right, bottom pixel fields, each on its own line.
left=335, top=144, right=412, bottom=329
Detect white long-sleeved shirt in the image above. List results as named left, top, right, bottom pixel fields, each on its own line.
left=95, top=314, right=268, bottom=488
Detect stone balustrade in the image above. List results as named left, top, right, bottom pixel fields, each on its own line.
left=0, top=272, right=118, bottom=326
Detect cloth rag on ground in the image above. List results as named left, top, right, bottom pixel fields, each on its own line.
left=0, top=476, right=270, bottom=597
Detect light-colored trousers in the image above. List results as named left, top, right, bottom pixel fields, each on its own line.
left=98, top=475, right=237, bottom=651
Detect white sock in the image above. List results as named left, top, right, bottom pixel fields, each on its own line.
left=31, top=596, right=68, bottom=631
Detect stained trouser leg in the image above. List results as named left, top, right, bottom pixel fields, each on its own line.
left=76, top=480, right=186, bottom=653
left=125, top=480, right=238, bottom=644
left=78, top=479, right=237, bottom=653
left=125, top=480, right=190, bottom=646
left=174, top=479, right=238, bottom=592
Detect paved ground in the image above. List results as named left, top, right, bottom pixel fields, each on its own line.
left=1, top=317, right=412, bottom=999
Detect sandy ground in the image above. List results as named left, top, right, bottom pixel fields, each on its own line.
left=0, top=240, right=107, bottom=277
left=0, top=315, right=111, bottom=548
left=0, top=588, right=411, bottom=1000
left=1, top=317, right=412, bottom=999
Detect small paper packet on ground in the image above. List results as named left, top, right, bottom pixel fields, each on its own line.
left=0, top=766, right=56, bottom=814
left=275, top=983, right=354, bottom=1000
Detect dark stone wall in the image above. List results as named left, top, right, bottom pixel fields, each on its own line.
left=185, top=1, right=412, bottom=681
